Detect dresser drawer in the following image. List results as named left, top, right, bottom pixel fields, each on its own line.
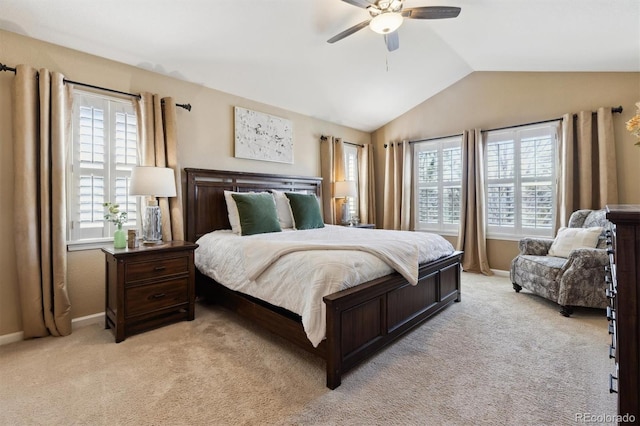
left=125, top=278, right=189, bottom=317
left=125, top=255, right=189, bottom=283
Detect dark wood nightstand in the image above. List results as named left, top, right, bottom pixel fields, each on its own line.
left=102, top=241, right=198, bottom=342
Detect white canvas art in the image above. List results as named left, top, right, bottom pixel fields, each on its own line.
left=234, top=107, right=293, bottom=164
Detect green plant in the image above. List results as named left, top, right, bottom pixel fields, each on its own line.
left=103, top=202, right=128, bottom=228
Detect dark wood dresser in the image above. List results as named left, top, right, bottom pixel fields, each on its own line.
left=102, top=241, right=198, bottom=342
left=606, top=205, right=640, bottom=421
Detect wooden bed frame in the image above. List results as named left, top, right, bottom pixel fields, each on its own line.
left=185, top=168, right=462, bottom=389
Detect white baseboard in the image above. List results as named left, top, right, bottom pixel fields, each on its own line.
left=72, top=312, right=104, bottom=329
left=0, top=331, right=24, bottom=346
left=0, top=312, right=104, bottom=347
left=491, top=269, right=510, bottom=277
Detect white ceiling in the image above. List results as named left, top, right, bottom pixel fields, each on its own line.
left=1, top=0, right=639, bottom=132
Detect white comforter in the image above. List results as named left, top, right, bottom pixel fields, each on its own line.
left=195, top=225, right=454, bottom=347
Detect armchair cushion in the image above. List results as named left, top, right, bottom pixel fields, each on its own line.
left=518, top=237, right=554, bottom=256
left=548, top=226, right=603, bottom=258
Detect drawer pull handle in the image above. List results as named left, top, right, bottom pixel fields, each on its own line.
left=150, top=293, right=166, bottom=299
left=609, top=344, right=616, bottom=359
left=154, top=266, right=167, bottom=271
left=606, top=306, right=615, bottom=321
left=609, top=374, right=618, bottom=393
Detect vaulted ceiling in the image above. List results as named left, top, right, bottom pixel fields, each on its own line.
left=1, top=0, right=638, bottom=132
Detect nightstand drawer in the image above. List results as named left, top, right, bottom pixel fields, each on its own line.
left=125, top=278, right=189, bottom=317
left=125, top=255, right=189, bottom=283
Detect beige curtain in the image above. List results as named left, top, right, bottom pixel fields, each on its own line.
left=357, top=144, right=376, bottom=225
left=457, top=129, right=492, bottom=275
left=557, top=108, right=618, bottom=227
left=383, top=141, right=411, bottom=230
left=320, top=136, right=346, bottom=224
left=134, top=93, right=184, bottom=241
left=13, top=65, right=72, bottom=338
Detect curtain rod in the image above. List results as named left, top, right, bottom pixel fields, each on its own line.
left=482, top=106, right=623, bottom=133
left=388, top=106, right=624, bottom=147
left=1, top=62, right=191, bottom=111
left=407, top=133, right=464, bottom=145
left=320, top=135, right=364, bottom=148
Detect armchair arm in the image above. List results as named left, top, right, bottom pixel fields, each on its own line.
left=562, top=248, right=609, bottom=271
left=518, top=238, right=554, bottom=256
left=558, top=247, right=610, bottom=308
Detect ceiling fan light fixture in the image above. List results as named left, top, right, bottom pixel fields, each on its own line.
left=369, top=12, right=403, bottom=35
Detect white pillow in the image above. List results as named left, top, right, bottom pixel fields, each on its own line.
left=223, top=190, right=243, bottom=233
left=548, top=226, right=603, bottom=258
left=271, top=190, right=294, bottom=229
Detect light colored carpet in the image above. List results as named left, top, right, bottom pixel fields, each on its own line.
left=0, top=273, right=615, bottom=425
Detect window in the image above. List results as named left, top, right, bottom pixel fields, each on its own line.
left=413, top=136, right=463, bottom=234
left=485, top=122, right=559, bottom=239
left=343, top=144, right=359, bottom=218
left=67, top=90, right=139, bottom=246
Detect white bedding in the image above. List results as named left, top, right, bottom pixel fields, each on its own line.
left=195, top=225, right=455, bottom=347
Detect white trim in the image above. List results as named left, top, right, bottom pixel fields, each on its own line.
left=72, top=312, right=104, bottom=329
left=0, top=331, right=23, bottom=346
left=491, top=269, right=510, bottom=277
left=0, top=312, right=104, bottom=346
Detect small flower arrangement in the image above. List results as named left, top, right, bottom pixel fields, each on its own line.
left=103, top=202, right=128, bottom=229
left=626, top=102, right=640, bottom=147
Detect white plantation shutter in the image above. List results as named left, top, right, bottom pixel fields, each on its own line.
left=343, top=144, right=359, bottom=218
left=485, top=123, right=558, bottom=238
left=68, top=91, right=139, bottom=244
left=414, top=136, right=462, bottom=233
left=486, top=137, right=515, bottom=227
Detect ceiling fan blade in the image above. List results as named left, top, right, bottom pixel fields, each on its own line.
left=384, top=31, right=399, bottom=52
left=402, top=6, right=461, bottom=19
left=327, top=19, right=371, bottom=44
left=341, top=0, right=377, bottom=9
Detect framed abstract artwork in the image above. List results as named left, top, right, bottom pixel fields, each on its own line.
left=234, top=106, right=293, bottom=164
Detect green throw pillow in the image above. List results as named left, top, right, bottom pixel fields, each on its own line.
left=285, top=192, right=325, bottom=230
left=231, top=192, right=282, bottom=236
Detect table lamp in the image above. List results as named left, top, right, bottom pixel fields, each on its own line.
left=334, top=180, right=356, bottom=225
left=129, top=166, right=177, bottom=243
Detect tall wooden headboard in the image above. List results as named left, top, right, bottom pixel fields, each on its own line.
left=184, top=168, right=323, bottom=242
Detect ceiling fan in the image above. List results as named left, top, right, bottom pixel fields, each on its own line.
left=327, top=0, right=461, bottom=52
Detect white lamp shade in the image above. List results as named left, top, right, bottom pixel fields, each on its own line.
left=369, top=12, right=403, bottom=35
left=334, top=180, right=357, bottom=198
left=129, top=166, right=177, bottom=197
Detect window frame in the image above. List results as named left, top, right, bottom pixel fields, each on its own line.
left=66, top=90, right=139, bottom=250
left=343, top=144, right=360, bottom=219
left=484, top=122, right=560, bottom=240
left=412, top=135, right=463, bottom=235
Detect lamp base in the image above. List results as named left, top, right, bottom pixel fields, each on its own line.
left=340, top=200, right=350, bottom=225
left=142, top=205, right=163, bottom=243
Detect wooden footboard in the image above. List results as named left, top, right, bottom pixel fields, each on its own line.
left=323, top=251, right=462, bottom=389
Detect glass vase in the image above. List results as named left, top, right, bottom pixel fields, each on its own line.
left=114, top=225, right=126, bottom=249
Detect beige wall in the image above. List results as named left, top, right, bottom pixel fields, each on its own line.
left=0, top=30, right=370, bottom=336
left=372, top=71, right=640, bottom=271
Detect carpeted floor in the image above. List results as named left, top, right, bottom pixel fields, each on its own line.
left=0, top=273, right=616, bottom=425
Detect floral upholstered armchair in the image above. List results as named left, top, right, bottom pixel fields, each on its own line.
left=510, top=209, right=609, bottom=317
